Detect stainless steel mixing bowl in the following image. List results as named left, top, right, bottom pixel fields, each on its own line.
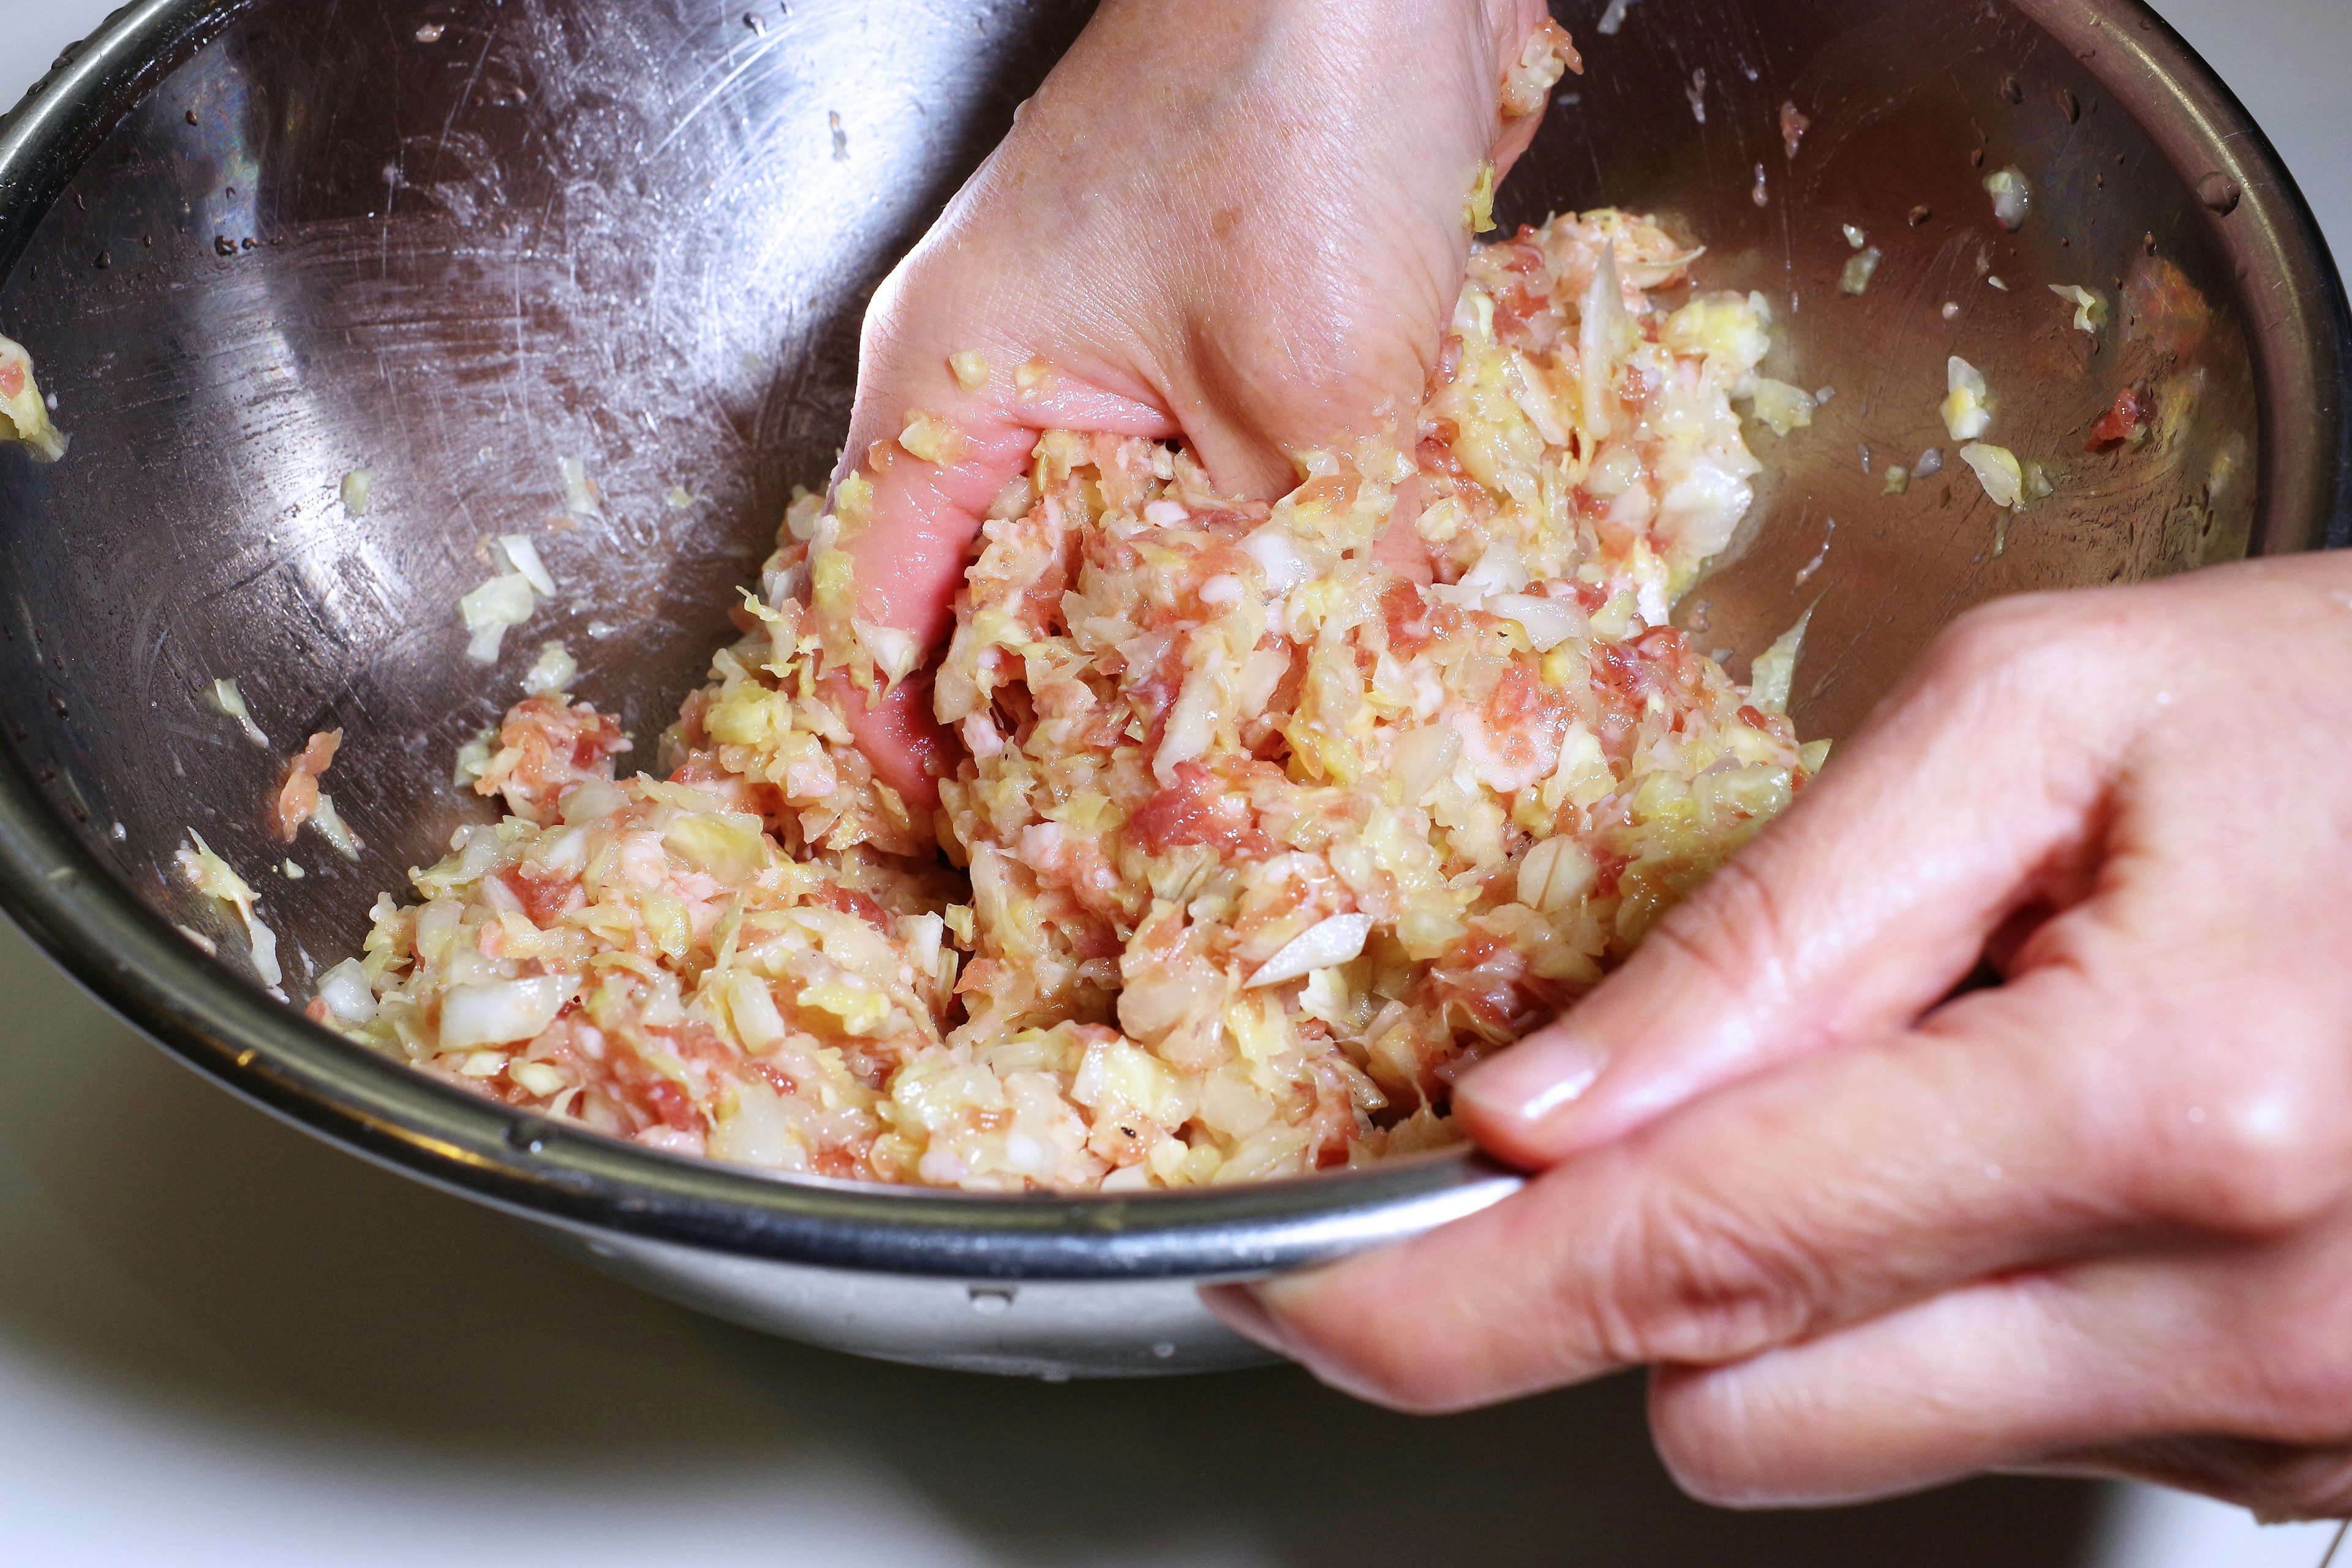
left=0, top=0, right=2343, bottom=1379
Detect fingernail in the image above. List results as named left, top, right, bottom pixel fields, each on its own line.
left=1199, top=1282, right=1292, bottom=1356
left=1456, top=1027, right=1607, bottom=1128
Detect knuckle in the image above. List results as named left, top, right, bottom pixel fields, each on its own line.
left=1930, top=594, right=2057, bottom=676
left=2129, top=1077, right=2343, bottom=1236
left=1591, top=1179, right=1825, bottom=1365
left=1643, top=855, right=1797, bottom=1006
left=1914, top=592, right=2113, bottom=709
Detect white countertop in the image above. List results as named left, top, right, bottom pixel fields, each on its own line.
left=1, top=1, right=2347, bottom=1563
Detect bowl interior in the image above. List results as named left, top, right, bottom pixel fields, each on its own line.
left=0, top=0, right=2309, bottom=1130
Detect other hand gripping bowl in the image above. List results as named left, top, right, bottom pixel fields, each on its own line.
left=0, top=0, right=2342, bottom=1376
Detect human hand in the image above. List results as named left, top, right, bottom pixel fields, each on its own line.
left=1214, top=553, right=2352, bottom=1518
left=822, top=0, right=1573, bottom=804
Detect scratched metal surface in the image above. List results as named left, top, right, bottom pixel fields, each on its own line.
left=0, top=0, right=2322, bottom=1000
left=0, top=0, right=1093, bottom=978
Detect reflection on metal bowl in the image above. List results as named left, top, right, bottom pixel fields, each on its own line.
left=0, top=0, right=2342, bottom=1376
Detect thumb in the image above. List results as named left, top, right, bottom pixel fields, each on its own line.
left=1453, top=598, right=2141, bottom=1167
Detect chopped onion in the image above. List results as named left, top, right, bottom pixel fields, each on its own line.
left=1240, top=524, right=1312, bottom=594
left=309, top=791, right=363, bottom=861
left=1749, top=608, right=1814, bottom=714
left=725, top=972, right=789, bottom=1052
left=1580, top=244, right=1634, bottom=438
left=2048, top=284, right=2109, bottom=334
left=559, top=778, right=628, bottom=825
left=1392, top=725, right=1463, bottom=803
left=1235, top=647, right=1288, bottom=715
left=174, top=830, right=282, bottom=990
left=339, top=468, right=373, bottom=518
left=510, top=1060, right=569, bottom=1098
left=458, top=571, right=538, bottom=664
left=1941, top=357, right=1992, bottom=442
left=1961, top=442, right=2026, bottom=509
left=897, top=410, right=968, bottom=467
left=1247, top=913, right=1374, bottom=989
left=949, top=350, right=990, bottom=391
left=853, top=618, right=920, bottom=685
left=209, top=678, right=270, bottom=747
left=984, top=476, right=1035, bottom=522
left=453, top=725, right=497, bottom=788
left=1490, top=593, right=1581, bottom=652
left=1458, top=538, right=1532, bottom=598
left=0, top=333, right=67, bottom=462
left=1518, top=836, right=1599, bottom=913
left=1984, top=166, right=2032, bottom=231
left=439, top=976, right=573, bottom=1050
left=315, top=957, right=377, bottom=1025
left=1747, top=378, right=1817, bottom=437
left=556, top=456, right=603, bottom=520
left=521, top=639, right=577, bottom=697
left=496, top=533, right=557, bottom=597
left=1839, top=246, right=1883, bottom=296
left=1152, top=658, right=1220, bottom=783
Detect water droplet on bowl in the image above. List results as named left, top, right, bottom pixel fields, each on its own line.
left=968, top=1286, right=1015, bottom=1314
left=2196, top=173, right=2241, bottom=216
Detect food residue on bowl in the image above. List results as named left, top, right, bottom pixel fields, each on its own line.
left=176, top=831, right=284, bottom=998
left=1942, top=355, right=1993, bottom=441
left=1984, top=165, right=2031, bottom=231
left=0, top=334, right=67, bottom=462
left=459, top=535, right=558, bottom=664
left=1841, top=246, right=1883, bottom=296
left=2049, top=284, right=2110, bottom=334
left=208, top=677, right=271, bottom=747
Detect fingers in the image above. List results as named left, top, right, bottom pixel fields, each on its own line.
left=1455, top=598, right=2144, bottom=1168
left=821, top=669, right=955, bottom=812
left=1653, top=1213, right=2352, bottom=1513
left=1236, top=965, right=2152, bottom=1413
left=827, top=336, right=1178, bottom=801
left=1649, top=1275, right=2125, bottom=1507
